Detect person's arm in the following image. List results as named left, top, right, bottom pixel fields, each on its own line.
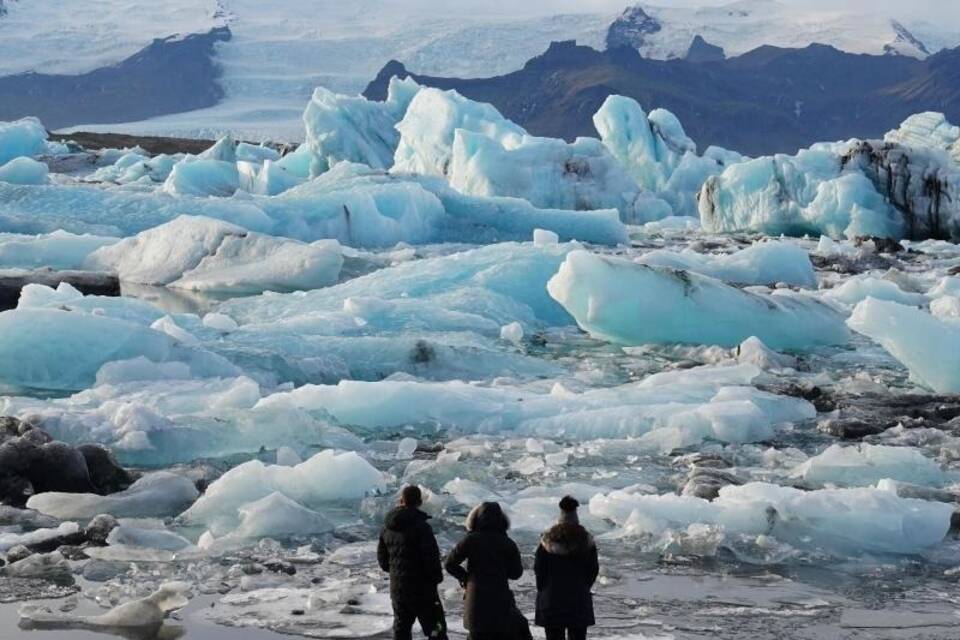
left=420, top=523, right=444, bottom=586
left=534, top=543, right=547, bottom=591
left=507, top=538, right=523, bottom=581
left=444, top=536, right=470, bottom=586
left=377, top=532, right=390, bottom=573
left=586, top=541, right=599, bottom=587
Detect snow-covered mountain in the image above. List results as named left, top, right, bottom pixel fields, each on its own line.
left=2, top=0, right=958, bottom=141
left=608, top=1, right=949, bottom=60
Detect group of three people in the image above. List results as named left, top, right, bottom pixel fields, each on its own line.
left=378, top=486, right=599, bottom=640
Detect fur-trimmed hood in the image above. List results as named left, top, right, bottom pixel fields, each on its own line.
left=540, top=521, right=594, bottom=555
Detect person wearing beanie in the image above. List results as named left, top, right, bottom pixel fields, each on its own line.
left=378, top=485, right=448, bottom=640
left=534, top=496, right=599, bottom=640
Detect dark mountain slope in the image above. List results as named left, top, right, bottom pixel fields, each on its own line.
left=364, top=41, right=960, bottom=156
left=0, top=28, right=230, bottom=130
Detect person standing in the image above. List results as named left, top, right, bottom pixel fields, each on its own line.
left=444, top=502, right=524, bottom=640
left=378, top=485, right=448, bottom=640
left=534, top=496, right=599, bottom=640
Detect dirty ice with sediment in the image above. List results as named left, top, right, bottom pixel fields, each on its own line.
left=2, top=79, right=960, bottom=639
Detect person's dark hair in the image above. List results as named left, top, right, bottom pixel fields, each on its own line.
left=466, top=501, right=510, bottom=533
left=559, top=495, right=580, bottom=512
left=400, top=485, right=423, bottom=507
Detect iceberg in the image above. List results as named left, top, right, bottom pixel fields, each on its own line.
left=88, top=152, right=180, bottom=185
left=594, top=95, right=744, bottom=217
left=304, top=77, right=420, bottom=175
left=635, top=241, right=816, bottom=288
left=884, top=112, right=960, bottom=163
left=0, top=157, right=49, bottom=185
left=792, top=444, right=946, bottom=488
left=180, top=450, right=384, bottom=537
left=700, top=135, right=960, bottom=241
left=548, top=250, right=849, bottom=350
left=162, top=157, right=240, bottom=197
left=848, top=297, right=960, bottom=393
left=0, top=117, right=49, bottom=165
left=822, top=275, right=928, bottom=308
left=590, top=481, right=954, bottom=556
left=26, top=472, right=199, bottom=519
left=86, top=215, right=343, bottom=294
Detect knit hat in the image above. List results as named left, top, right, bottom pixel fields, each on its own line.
left=558, top=495, right=580, bottom=524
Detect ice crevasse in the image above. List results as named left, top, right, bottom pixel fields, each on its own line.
left=547, top=250, right=849, bottom=350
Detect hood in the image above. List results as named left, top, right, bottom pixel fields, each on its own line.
left=466, top=501, right=510, bottom=533
left=541, top=522, right=594, bottom=556
left=384, top=506, right=430, bottom=532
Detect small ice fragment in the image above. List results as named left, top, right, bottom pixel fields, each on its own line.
left=500, top=321, right=524, bottom=343
left=533, top=228, right=560, bottom=247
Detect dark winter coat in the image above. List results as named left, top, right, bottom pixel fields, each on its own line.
left=444, top=503, right=523, bottom=633
left=377, top=506, right=444, bottom=603
left=534, top=521, right=599, bottom=628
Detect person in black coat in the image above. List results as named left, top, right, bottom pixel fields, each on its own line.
left=378, top=485, right=448, bottom=640
left=534, top=496, right=600, bottom=640
left=444, top=501, right=524, bottom=640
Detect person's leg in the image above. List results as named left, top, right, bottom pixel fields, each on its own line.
left=545, top=627, right=566, bottom=640
left=566, top=628, right=587, bottom=640
left=414, top=595, right=448, bottom=640
left=392, top=599, right=416, bottom=640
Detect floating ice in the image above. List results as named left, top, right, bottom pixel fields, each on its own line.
left=700, top=136, right=960, bottom=241
left=89, top=152, right=180, bottom=185
left=87, top=215, right=343, bottom=293
left=0, top=157, right=49, bottom=185
left=848, top=297, right=960, bottom=393
left=594, top=95, right=743, bottom=216
left=305, top=77, right=420, bottom=175
left=106, top=524, right=194, bottom=552
left=0, top=522, right=80, bottom=553
left=27, top=472, right=199, bottom=520
left=822, top=275, right=928, bottom=308
left=0, top=117, right=49, bottom=165
left=0, top=230, right=117, bottom=270
left=19, top=581, right=191, bottom=633
left=931, top=296, right=960, bottom=322
left=548, top=250, right=849, bottom=350
left=0, top=307, right=237, bottom=391
left=635, top=241, right=816, bottom=288
left=590, top=482, right=954, bottom=556
left=236, top=142, right=280, bottom=164
left=199, top=492, right=333, bottom=550
left=792, top=444, right=946, bottom=488
left=885, top=112, right=960, bottom=163
left=180, top=450, right=384, bottom=537
left=162, top=157, right=240, bottom=197
left=393, top=87, right=526, bottom=176
left=258, top=363, right=815, bottom=450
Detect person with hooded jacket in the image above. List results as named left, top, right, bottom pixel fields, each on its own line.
left=378, top=485, right=447, bottom=640
left=444, top=502, right=524, bottom=640
left=534, top=496, right=599, bottom=640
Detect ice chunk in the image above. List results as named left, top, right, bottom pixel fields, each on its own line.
left=700, top=138, right=960, bottom=241
left=590, top=482, right=954, bottom=556
left=548, top=250, right=849, bottom=350
left=163, top=157, right=239, bottom=197
left=0, top=230, right=117, bottom=270
left=500, top=321, right=524, bottom=343
left=243, top=159, right=304, bottom=196
left=447, top=128, right=646, bottom=222
left=106, top=524, right=194, bottom=551
left=793, top=444, right=946, bottom=488
left=180, top=451, right=384, bottom=536
left=931, top=296, right=960, bottom=322
left=19, top=582, right=191, bottom=632
left=885, top=112, right=960, bottom=163
left=200, top=492, right=333, bottom=550
left=0, top=157, right=48, bottom=185
left=86, top=216, right=343, bottom=294
left=305, top=77, right=420, bottom=175
left=258, top=364, right=814, bottom=449
left=635, top=241, right=816, bottom=288
left=533, top=228, right=559, bottom=247
left=0, top=308, right=237, bottom=391
left=0, top=117, right=49, bottom=165
left=393, top=87, right=526, bottom=176
left=594, top=95, right=743, bottom=217
left=27, top=472, right=199, bottom=519
left=848, top=298, right=960, bottom=393
left=736, top=337, right=798, bottom=371
left=202, top=312, right=239, bottom=332
left=0, top=522, right=80, bottom=553
left=89, top=152, right=180, bottom=185
left=929, top=276, right=960, bottom=299
left=275, top=446, right=302, bottom=466
left=236, top=142, right=280, bottom=164
left=823, top=276, right=928, bottom=308
left=396, top=437, right=418, bottom=460
left=199, top=135, right=238, bottom=163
